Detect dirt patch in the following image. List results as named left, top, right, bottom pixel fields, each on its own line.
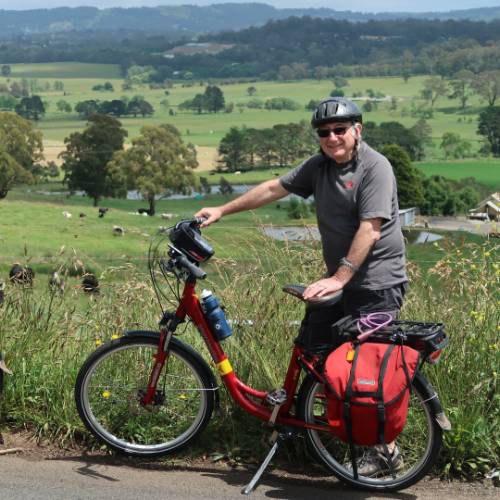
left=195, top=146, right=218, bottom=172
left=42, top=141, right=218, bottom=171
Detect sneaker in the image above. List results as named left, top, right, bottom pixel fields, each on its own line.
left=345, top=446, right=404, bottom=477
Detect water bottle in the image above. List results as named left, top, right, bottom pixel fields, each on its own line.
left=200, top=289, right=232, bottom=341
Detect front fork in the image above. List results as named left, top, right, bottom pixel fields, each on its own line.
left=140, top=313, right=181, bottom=406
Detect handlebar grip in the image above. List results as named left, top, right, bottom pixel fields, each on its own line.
left=177, top=254, right=206, bottom=280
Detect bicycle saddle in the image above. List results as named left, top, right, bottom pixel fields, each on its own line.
left=282, top=284, right=343, bottom=309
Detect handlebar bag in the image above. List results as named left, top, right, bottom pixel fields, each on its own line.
left=324, top=341, right=420, bottom=446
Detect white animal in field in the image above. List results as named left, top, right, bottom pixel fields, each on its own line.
left=161, top=213, right=174, bottom=220
left=62, top=211, right=72, bottom=219
left=113, top=225, right=125, bottom=236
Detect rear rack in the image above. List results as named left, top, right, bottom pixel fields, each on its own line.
left=333, top=317, right=448, bottom=356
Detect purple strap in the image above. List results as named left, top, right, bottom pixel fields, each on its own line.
left=357, top=312, right=393, bottom=342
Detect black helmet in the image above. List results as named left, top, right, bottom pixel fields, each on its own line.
left=311, top=97, right=362, bottom=127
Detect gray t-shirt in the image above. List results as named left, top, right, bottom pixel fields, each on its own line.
left=279, top=142, right=407, bottom=290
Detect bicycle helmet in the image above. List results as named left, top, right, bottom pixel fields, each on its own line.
left=311, top=98, right=362, bottom=127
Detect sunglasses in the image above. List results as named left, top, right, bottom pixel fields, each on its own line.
left=316, top=126, right=350, bottom=138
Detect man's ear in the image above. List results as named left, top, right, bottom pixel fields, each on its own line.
left=352, top=123, right=362, bottom=139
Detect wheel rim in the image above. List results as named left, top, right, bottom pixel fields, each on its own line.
left=80, top=343, right=209, bottom=454
left=304, top=381, right=437, bottom=488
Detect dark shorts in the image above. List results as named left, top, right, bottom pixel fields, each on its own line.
left=295, top=282, right=408, bottom=353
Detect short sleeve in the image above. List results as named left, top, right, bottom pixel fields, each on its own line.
left=279, top=155, right=321, bottom=199
left=358, top=157, right=394, bottom=221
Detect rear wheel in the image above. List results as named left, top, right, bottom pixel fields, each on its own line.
left=75, top=336, right=215, bottom=457
left=297, top=372, right=442, bottom=491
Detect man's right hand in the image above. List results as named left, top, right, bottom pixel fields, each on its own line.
left=195, top=207, right=223, bottom=227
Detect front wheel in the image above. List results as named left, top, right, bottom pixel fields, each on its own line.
left=75, top=336, right=216, bottom=457
left=297, top=371, right=443, bottom=491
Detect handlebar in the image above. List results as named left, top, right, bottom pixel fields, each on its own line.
left=176, top=253, right=207, bottom=280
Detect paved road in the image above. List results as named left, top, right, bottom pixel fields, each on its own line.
left=0, top=453, right=497, bottom=500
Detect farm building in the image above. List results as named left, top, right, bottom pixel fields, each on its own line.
left=468, top=192, right=499, bottom=221
left=399, top=207, right=417, bottom=227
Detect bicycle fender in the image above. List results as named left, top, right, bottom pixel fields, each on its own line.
left=414, top=371, right=452, bottom=431
left=123, top=330, right=220, bottom=408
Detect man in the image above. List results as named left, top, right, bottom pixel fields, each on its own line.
left=196, top=97, right=407, bottom=313
left=196, top=97, right=408, bottom=476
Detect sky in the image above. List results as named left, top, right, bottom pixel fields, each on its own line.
left=1, top=1, right=500, bottom=13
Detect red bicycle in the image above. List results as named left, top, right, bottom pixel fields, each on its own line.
left=75, top=219, right=450, bottom=493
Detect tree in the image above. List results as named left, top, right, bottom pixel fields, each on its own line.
left=125, top=96, right=154, bottom=117
left=448, top=69, right=474, bottom=110
left=333, top=76, right=349, bottom=89
left=330, top=89, right=345, bottom=97
left=15, top=95, right=45, bottom=121
left=61, top=114, right=127, bottom=206
left=363, top=121, right=425, bottom=161
left=204, top=85, right=225, bottom=113
left=199, top=176, right=211, bottom=195
left=246, top=86, right=257, bottom=96
left=53, top=80, right=64, bottom=91
left=107, top=124, right=197, bottom=215
left=477, top=106, right=500, bottom=156
left=0, top=95, right=18, bottom=111
left=264, top=97, right=300, bottom=111
left=379, top=144, right=424, bottom=209
left=99, top=99, right=127, bottom=117
left=218, top=177, right=233, bottom=196
left=75, top=100, right=99, bottom=119
left=305, top=99, right=320, bottom=111
left=0, top=112, right=43, bottom=198
left=472, top=70, right=500, bottom=107
left=218, top=127, right=248, bottom=171
left=287, top=197, right=311, bottom=219
left=421, top=76, right=447, bottom=108
left=440, top=132, right=472, bottom=159
left=1, top=65, right=11, bottom=78
left=56, top=100, right=72, bottom=113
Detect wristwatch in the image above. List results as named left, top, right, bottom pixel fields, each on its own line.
left=339, top=257, right=359, bottom=273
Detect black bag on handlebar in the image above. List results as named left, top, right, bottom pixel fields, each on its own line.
left=169, top=220, right=214, bottom=263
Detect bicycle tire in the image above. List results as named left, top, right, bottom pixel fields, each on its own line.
left=75, top=335, right=215, bottom=457
left=297, top=371, right=442, bottom=491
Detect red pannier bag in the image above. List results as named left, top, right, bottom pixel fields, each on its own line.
left=324, top=342, right=420, bottom=446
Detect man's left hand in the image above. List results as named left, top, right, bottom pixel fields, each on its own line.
left=303, top=276, right=345, bottom=300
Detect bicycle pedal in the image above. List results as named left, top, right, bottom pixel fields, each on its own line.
left=266, top=388, right=287, bottom=406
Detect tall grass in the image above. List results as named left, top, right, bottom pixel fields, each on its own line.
left=0, top=233, right=497, bottom=477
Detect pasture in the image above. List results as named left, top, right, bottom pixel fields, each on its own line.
left=0, top=194, right=497, bottom=478
left=0, top=62, right=488, bottom=153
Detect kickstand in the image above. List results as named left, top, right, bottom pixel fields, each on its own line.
left=241, top=429, right=294, bottom=495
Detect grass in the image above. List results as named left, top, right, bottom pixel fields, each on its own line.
left=416, top=159, right=500, bottom=191
left=0, top=63, right=490, bottom=152
left=0, top=199, right=497, bottom=477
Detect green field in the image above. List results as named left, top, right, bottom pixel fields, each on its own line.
left=0, top=62, right=487, bottom=151
left=0, top=192, right=497, bottom=476
left=195, top=160, right=500, bottom=192
left=417, top=159, right=500, bottom=191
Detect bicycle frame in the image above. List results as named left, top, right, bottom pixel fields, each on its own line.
left=143, top=278, right=330, bottom=432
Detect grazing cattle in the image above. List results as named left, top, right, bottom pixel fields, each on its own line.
left=62, top=211, right=72, bottom=219
left=9, top=264, right=35, bottom=285
left=82, top=273, right=99, bottom=294
left=48, top=272, right=65, bottom=295
left=161, top=213, right=174, bottom=220
left=137, top=208, right=151, bottom=215
left=113, top=225, right=125, bottom=236
left=98, top=207, right=109, bottom=218
left=79, top=213, right=87, bottom=218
